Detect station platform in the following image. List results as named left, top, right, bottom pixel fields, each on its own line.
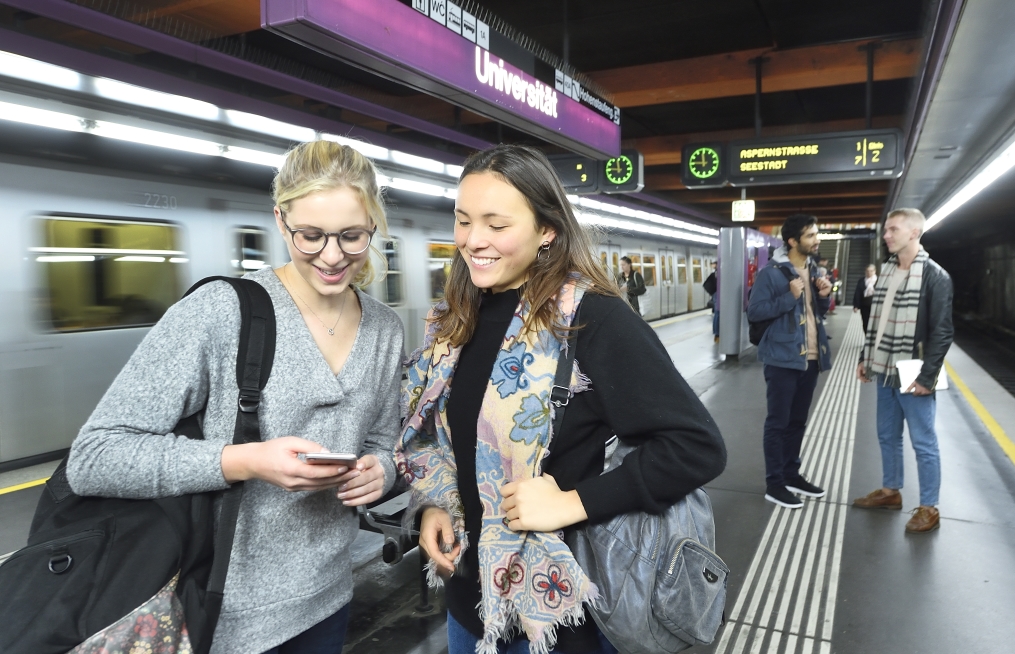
left=2, top=308, right=1014, bottom=654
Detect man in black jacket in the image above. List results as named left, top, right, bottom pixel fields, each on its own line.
left=853, top=208, right=953, bottom=534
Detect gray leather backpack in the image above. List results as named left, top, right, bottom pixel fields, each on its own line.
left=552, top=305, right=729, bottom=654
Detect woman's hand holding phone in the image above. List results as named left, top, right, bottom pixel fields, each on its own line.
left=221, top=437, right=353, bottom=491
left=334, top=454, right=386, bottom=506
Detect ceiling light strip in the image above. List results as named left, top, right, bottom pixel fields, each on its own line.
left=926, top=138, right=1015, bottom=230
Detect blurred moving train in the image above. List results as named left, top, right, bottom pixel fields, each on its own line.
left=0, top=156, right=716, bottom=467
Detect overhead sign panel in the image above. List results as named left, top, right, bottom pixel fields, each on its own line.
left=548, top=154, right=598, bottom=194
left=548, top=149, right=644, bottom=195
left=727, top=129, right=904, bottom=186
left=262, top=0, right=621, bottom=158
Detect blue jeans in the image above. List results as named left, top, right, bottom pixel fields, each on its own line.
left=762, top=361, right=820, bottom=488
left=876, top=376, right=940, bottom=506
left=712, top=307, right=720, bottom=337
left=261, top=604, right=350, bottom=654
left=447, top=611, right=618, bottom=654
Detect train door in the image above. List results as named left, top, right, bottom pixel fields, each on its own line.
left=675, top=250, right=690, bottom=313
left=640, top=252, right=659, bottom=320
left=598, top=243, right=621, bottom=281
left=690, top=252, right=706, bottom=310
left=659, top=247, right=676, bottom=317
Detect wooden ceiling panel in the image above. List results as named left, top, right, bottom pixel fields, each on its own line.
left=589, top=38, right=921, bottom=108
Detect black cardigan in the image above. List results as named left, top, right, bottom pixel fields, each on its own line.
left=445, top=289, right=727, bottom=651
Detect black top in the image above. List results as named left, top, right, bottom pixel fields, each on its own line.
left=445, top=289, right=727, bottom=652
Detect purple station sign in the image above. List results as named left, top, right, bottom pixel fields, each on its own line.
left=262, top=0, right=621, bottom=158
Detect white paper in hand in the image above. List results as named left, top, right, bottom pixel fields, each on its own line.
left=895, top=359, right=949, bottom=392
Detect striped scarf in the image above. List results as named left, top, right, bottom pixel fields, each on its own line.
left=863, top=248, right=928, bottom=383
left=395, top=278, right=596, bottom=654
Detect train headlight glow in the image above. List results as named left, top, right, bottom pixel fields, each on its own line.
left=225, top=110, right=316, bottom=142
left=91, top=122, right=222, bottom=157
left=319, top=133, right=390, bottom=161
left=0, top=101, right=84, bottom=132
left=222, top=146, right=287, bottom=168
left=0, top=50, right=81, bottom=90
left=94, top=78, right=219, bottom=120
left=36, top=255, right=95, bottom=262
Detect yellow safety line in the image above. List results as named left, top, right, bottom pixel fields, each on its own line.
left=0, top=478, right=49, bottom=496
left=945, top=361, right=1015, bottom=465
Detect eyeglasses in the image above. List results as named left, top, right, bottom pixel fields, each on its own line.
left=281, top=219, right=376, bottom=256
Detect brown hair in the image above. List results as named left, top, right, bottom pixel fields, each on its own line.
left=432, top=144, right=620, bottom=346
left=272, top=140, right=389, bottom=286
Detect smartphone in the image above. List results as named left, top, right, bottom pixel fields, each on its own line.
left=304, top=452, right=358, bottom=466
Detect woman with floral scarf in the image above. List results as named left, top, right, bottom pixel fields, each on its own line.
left=395, top=145, right=726, bottom=654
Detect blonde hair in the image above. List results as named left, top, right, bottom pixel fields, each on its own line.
left=886, top=208, right=926, bottom=236
left=272, top=140, right=389, bottom=287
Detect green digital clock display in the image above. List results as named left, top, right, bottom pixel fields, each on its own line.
left=604, top=155, right=634, bottom=185
left=688, top=147, right=721, bottom=179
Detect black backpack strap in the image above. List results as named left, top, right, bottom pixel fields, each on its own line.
left=773, top=263, right=795, bottom=281
left=551, top=302, right=583, bottom=437
left=183, top=276, right=276, bottom=645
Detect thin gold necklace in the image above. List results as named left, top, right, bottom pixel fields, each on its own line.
left=285, top=265, right=349, bottom=336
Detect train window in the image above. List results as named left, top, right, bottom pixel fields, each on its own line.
left=626, top=253, right=642, bottom=274
left=612, top=252, right=619, bottom=273
left=642, top=254, right=657, bottom=286
left=600, top=251, right=609, bottom=273
left=677, top=256, right=687, bottom=284
left=667, top=255, right=675, bottom=284
left=660, top=255, right=669, bottom=283
left=34, top=216, right=184, bottom=332
left=231, top=227, right=270, bottom=276
left=428, top=242, right=457, bottom=302
left=381, top=238, right=404, bottom=306
left=692, top=257, right=703, bottom=283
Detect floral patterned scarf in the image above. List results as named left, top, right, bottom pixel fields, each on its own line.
left=395, top=278, right=596, bottom=654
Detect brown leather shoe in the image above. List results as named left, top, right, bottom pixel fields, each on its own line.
left=905, top=506, right=940, bottom=533
left=852, top=488, right=902, bottom=510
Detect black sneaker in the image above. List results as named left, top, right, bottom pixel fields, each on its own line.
left=786, top=476, right=826, bottom=498
left=765, top=485, right=803, bottom=509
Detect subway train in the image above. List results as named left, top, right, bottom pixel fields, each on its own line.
left=0, top=156, right=716, bottom=467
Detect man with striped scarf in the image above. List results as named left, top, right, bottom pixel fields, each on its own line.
left=853, top=208, right=954, bottom=533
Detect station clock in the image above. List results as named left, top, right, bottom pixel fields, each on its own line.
left=688, top=147, right=720, bottom=179
left=604, top=154, right=634, bottom=185
left=680, top=142, right=727, bottom=188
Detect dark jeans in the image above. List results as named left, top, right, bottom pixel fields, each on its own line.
left=860, top=297, right=872, bottom=334
left=763, top=361, right=819, bottom=488
left=261, top=604, right=350, bottom=654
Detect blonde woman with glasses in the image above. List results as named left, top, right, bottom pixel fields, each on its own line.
left=68, top=140, right=404, bottom=654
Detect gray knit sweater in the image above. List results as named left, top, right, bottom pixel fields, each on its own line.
left=67, top=267, right=404, bottom=654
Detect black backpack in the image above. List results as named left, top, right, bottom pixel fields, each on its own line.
left=748, top=264, right=796, bottom=346
left=0, top=277, right=275, bottom=654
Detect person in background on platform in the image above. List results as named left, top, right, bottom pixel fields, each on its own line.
left=396, top=144, right=726, bottom=654
left=66, top=141, right=404, bottom=654
left=852, top=264, right=878, bottom=333
left=818, top=257, right=836, bottom=315
left=703, top=261, right=719, bottom=342
left=854, top=208, right=953, bottom=534
left=617, top=255, right=647, bottom=315
left=747, top=214, right=833, bottom=509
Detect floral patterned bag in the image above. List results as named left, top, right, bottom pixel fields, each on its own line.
left=71, top=573, right=193, bottom=654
